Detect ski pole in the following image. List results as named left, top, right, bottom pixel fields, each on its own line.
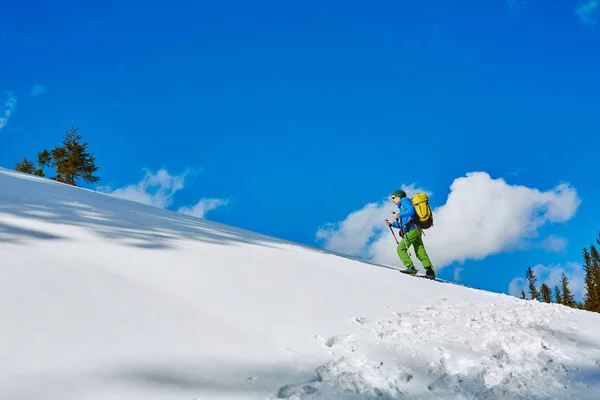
left=387, top=220, right=399, bottom=244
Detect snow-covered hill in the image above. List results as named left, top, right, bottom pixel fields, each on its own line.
left=1, top=168, right=599, bottom=400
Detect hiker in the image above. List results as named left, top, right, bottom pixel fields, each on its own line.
left=385, top=189, right=435, bottom=279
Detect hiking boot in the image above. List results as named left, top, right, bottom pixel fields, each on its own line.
left=400, top=266, right=417, bottom=275
left=425, top=267, right=436, bottom=280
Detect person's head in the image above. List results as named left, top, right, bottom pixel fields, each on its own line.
left=391, top=189, right=406, bottom=205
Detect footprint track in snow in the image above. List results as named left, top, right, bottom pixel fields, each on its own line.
left=280, top=300, right=598, bottom=399
left=280, top=347, right=295, bottom=357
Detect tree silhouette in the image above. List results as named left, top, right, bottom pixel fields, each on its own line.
left=561, top=273, right=575, bottom=308
left=554, top=285, right=563, bottom=304
left=14, top=123, right=100, bottom=186
left=582, top=248, right=599, bottom=312
left=540, top=283, right=552, bottom=303
left=51, top=124, right=100, bottom=185
left=526, top=267, right=540, bottom=301
left=14, top=157, right=36, bottom=175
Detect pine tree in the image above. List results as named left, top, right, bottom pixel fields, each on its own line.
left=521, top=290, right=526, bottom=300
left=554, top=285, right=563, bottom=304
left=596, top=232, right=600, bottom=310
left=14, top=124, right=100, bottom=186
left=14, top=151, right=48, bottom=177
left=582, top=247, right=599, bottom=312
left=50, top=124, right=100, bottom=186
left=589, top=243, right=600, bottom=313
left=14, top=157, right=36, bottom=175
left=561, top=273, right=576, bottom=308
left=526, top=266, right=540, bottom=300
left=36, top=149, right=51, bottom=176
left=540, top=283, right=552, bottom=303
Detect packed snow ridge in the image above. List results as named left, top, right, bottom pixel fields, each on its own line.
left=1, top=167, right=599, bottom=400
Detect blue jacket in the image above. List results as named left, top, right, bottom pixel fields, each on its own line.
left=391, top=197, right=418, bottom=232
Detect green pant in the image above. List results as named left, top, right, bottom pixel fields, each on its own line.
left=397, top=228, right=434, bottom=270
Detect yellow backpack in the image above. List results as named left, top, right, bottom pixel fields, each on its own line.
left=411, top=192, right=433, bottom=229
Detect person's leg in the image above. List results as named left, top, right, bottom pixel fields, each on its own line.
left=396, top=238, right=414, bottom=269
left=413, top=236, right=433, bottom=268
left=412, top=230, right=435, bottom=277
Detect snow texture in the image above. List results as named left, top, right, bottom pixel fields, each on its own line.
left=1, top=167, right=599, bottom=399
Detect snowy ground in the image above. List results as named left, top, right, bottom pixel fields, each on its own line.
left=1, top=167, right=599, bottom=399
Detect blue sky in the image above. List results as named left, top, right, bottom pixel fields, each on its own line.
left=1, top=0, right=599, bottom=299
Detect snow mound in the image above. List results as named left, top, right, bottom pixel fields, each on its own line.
left=279, top=299, right=599, bottom=399
left=1, top=168, right=599, bottom=400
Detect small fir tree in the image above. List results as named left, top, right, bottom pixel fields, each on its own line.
left=14, top=157, right=36, bottom=175
left=554, top=285, right=563, bottom=304
left=589, top=243, right=600, bottom=313
left=15, top=152, right=48, bottom=177
left=526, top=266, right=540, bottom=301
left=561, top=273, right=576, bottom=308
left=50, top=124, right=100, bottom=186
left=582, top=248, right=598, bottom=312
left=540, top=283, right=552, bottom=303
left=14, top=123, right=100, bottom=186
left=596, top=232, right=600, bottom=311
left=36, top=149, right=51, bottom=176
left=521, top=290, right=526, bottom=300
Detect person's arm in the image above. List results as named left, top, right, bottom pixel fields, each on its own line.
left=399, top=199, right=415, bottom=219
left=390, top=200, right=415, bottom=227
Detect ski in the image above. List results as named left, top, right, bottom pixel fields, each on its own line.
left=399, top=271, right=436, bottom=280
left=396, top=269, right=453, bottom=283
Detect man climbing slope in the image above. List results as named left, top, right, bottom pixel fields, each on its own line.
left=385, top=189, right=436, bottom=279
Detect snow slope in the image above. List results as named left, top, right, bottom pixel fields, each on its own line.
left=1, top=167, right=599, bottom=400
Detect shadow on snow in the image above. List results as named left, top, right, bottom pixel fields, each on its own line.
left=0, top=170, right=288, bottom=251
left=99, top=354, right=600, bottom=399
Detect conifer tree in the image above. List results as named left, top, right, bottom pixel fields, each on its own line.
left=540, top=283, right=552, bottom=303
left=561, top=273, right=575, bottom=308
left=589, top=243, right=600, bottom=313
left=15, top=151, right=49, bottom=177
left=14, top=157, right=36, bottom=175
left=582, top=247, right=599, bottom=312
left=50, top=124, right=100, bottom=186
left=554, top=285, right=563, bottom=304
left=521, top=290, right=526, bottom=300
left=596, top=232, right=600, bottom=310
left=36, top=149, right=51, bottom=176
left=14, top=124, right=100, bottom=186
left=526, top=266, right=540, bottom=300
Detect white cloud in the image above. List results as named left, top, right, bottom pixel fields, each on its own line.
left=576, top=0, right=599, bottom=27
left=97, top=168, right=227, bottom=219
left=316, top=202, right=388, bottom=258
left=454, top=267, right=464, bottom=281
left=508, top=277, right=526, bottom=298
left=0, top=91, right=17, bottom=130
left=316, top=172, right=581, bottom=273
left=98, top=168, right=188, bottom=208
left=508, top=263, right=585, bottom=301
left=541, top=235, right=568, bottom=252
left=30, top=84, right=47, bottom=98
left=178, top=198, right=228, bottom=218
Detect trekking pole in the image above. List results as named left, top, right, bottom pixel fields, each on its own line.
left=386, top=220, right=399, bottom=244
